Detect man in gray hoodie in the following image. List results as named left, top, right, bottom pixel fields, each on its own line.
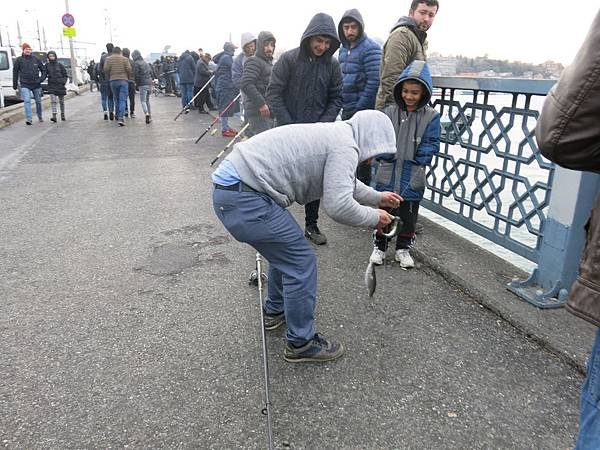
left=212, top=110, right=402, bottom=363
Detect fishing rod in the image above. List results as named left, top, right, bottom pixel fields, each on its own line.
left=255, top=253, right=275, bottom=450
left=194, top=93, right=242, bottom=144
left=173, top=75, right=215, bottom=121
left=209, top=123, right=250, bottom=166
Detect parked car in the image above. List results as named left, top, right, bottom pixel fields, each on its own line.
left=0, top=46, right=18, bottom=104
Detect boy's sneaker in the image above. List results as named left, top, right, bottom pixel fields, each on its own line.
left=263, top=310, right=285, bottom=331
left=305, top=225, right=327, bottom=245
left=284, top=334, right=345, bottom=363
left=369, top=248, right=385, bottom=265
left=395, top=249, right=414, bottom=268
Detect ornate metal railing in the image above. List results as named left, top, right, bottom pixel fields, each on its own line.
left=425, top=77, right=556, bottom=263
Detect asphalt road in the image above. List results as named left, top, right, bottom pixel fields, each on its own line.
left=0, top=91, right=584, bottom=449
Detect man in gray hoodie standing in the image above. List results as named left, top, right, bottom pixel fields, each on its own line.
left=212, top=110, right=402, bottom=362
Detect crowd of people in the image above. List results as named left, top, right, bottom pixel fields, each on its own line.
left=11, top=1, right=599, bottom=443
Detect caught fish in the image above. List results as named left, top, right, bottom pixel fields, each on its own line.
left=365, top=261, right=377, bottom=297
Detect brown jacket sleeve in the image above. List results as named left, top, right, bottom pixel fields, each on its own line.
left=535, top=10, right=600, bottom=173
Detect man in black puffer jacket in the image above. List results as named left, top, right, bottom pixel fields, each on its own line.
left=13, top=43, right=47, bottom=125
left=267, top=13, right=343, bottom=245
left=241, top=31, right=276, bottom=137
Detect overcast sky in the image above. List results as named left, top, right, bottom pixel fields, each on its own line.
left=2, top=0, right=598, bottom=65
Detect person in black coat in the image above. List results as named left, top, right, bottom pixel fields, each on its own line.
left=193, top=52, right=213, bottom=113
left=266, top=12, right=343, bottom=245
left=45, top=51, right=68, bottom=122
left=241, top=31, right=276, bottom=136
left=13, top=42, right=47, bottom=125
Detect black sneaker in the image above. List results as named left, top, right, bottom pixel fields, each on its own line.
left=305, top=225, right=327, bottom=245
left=118, top=120, right=125, bottom=127
left=25, top=120, right=32, bottom=125
left=263, top=310, right=285, bottom=331
left=145, top=114, right=151, bottom=124
left=109, top=112, right=114, bottom=120
left=284, top=334, right=345, bottom=363
left=104, top=113, right=109, bottom=120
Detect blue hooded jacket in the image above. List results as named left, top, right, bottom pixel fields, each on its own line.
left=177, top=51, right=196, bottom=84
left=213, top=43, right=238, bottom=114
left=337, top=9, right=382, bottom=118
left=374, top=60, right=440, bottom=201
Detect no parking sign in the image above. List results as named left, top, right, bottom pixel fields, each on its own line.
left=62, top=13, right=75, bottom=28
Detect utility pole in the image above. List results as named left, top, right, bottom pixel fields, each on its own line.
left=36, top=20, right=42, bottom=51
left=43, top=27, right=47, bottom=51
left=17, top=20, right=22, bottom=46
left=64, top=0, right=78, bottom=84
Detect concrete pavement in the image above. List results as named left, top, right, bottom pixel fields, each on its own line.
left=0, top=90, right=590, bottom=449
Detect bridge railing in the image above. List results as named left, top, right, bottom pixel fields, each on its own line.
left=424, top=76, right=600, bottom=308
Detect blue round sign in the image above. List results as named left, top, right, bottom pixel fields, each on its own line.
left=62, top=13, right=75, bottom=27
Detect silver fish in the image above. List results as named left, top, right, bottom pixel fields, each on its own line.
left=365, top=261, right=377, bottom=297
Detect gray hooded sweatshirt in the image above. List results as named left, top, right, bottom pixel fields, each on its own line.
left=225, top=110, right=397, bottom=227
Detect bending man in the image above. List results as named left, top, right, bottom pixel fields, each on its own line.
left=212, top=110, right=401, bottom=363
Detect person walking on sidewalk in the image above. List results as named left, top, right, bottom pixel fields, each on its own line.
left=240, top=31, right=276, bottom=137
left=212, top=110, right=401, bottom=362
left=104, top=46, right=132, bottom=126
left=266, top=12, right=343, bottom=245
left=45, top=51, right=68, bottom=123
left=370, top=60, right=440, bottom=268
left=99, top=43, right=115, bottom=120
left=214, top=42, right=239, bottom=137
left=12, top=43, right=47, bottom=125
left=536, top=9, right=600, bottom=448
left=132, top=50, right=154, bottom=124
left=122, top=48, right=136, bottom=118
left=338, top=8, right=382, bottom=186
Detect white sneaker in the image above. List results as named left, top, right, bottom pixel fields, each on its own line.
left=395, top=249, right=414, bottom=268
left=369, top=248, right=385, bottom=265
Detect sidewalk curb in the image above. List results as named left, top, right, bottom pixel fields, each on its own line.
left=0, top=84, right=91, bottom=129
left=412, top=215, right=594, bottom=374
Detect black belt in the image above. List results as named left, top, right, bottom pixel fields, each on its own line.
left=214, top=182, right=258, bottom=193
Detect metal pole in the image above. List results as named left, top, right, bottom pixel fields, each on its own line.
left=64, top=0, right=78, bottom=85
left=36, top=20, right=42, bottom=51
left=42, top=27, right=47, bottom=51
left=17, top=20, right=22, bottom=46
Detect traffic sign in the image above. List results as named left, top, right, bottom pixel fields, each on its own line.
left=63, top=27, right=76, bottom=38
left=62, top=13, right=75, bottom=27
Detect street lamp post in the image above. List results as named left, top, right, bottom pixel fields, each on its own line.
left=64, top=0, right=78, bottom=85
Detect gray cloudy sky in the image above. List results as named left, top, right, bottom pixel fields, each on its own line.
left=2, top=0, right=598, bottom=64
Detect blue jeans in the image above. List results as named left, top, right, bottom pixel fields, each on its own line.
left=180, top=83, right=194, bottom=108
left=139, top=85, right=151, bottom=115
left=576, top=328, right=600, bottom=449
left=212, top=187, right=317, bottom=346
left=110, top=79, right=128, bottom=120
left=20, top=87, right=42, bottom=121
left=100, top=81, right=114, bottom=113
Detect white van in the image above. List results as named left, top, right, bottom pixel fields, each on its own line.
left=0, top=46, right=18, bottom=103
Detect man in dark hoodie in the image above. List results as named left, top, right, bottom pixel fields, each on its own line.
left=214, top=42, right=239, bottom=137
left=240, top=31, right=276, bottom=137
left=267, top=12, right=343, bottom=246
left=338, top=9, right=382, bottom=186
left=193, top=53, right=213, bottom=113
left=177, top=50, right=197, bottom=109
left=375, top=0, right=439, bottom=109
left=13, top=43, right=47, bottom=125
left=132, top=50, right=154, bottom=124
left=45, top=51, right=68, bottom=123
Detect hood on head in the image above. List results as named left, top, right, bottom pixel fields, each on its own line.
left=390, top=16, right=427, bottom=44
left=347, top=110, right=397, bottom=162
left=338, top=9, right=365, bottom=48
left=132, top=50, right=142, bottom=61
left=122, top=48, right=131, bottom=58
left=255, top=31, right=276, bottom=60
left=240, top=32, right=256, bottom=50
left=47, top=50, right=57, bottom=61
left=300, top=12, right=340, bottom=58
left=223, top=42, right=237, bottom=54
left=393, top=60, right=433, bottom=110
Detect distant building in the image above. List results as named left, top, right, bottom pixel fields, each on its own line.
left=428, top=56, right=458, bottom=76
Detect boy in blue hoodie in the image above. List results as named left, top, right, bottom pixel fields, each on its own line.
left=370, top=60, right=440, bottom=268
